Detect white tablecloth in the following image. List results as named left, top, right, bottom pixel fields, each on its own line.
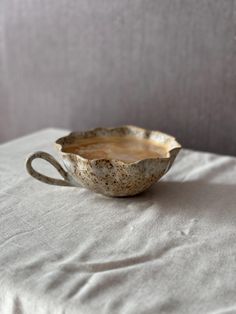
left=0, top=128, right=236, bottom=314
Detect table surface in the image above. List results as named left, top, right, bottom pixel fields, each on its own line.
left=0, top=128, right=236, bottom=314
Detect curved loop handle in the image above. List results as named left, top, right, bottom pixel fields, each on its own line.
left=26, top=151, right=72, bottom=186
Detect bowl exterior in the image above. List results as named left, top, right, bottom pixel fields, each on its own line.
left=55, top=126, right=181, bottom=197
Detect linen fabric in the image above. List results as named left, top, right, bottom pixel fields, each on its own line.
left=0, top=128, right=236, bottom=314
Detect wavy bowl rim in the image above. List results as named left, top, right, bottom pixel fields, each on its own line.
left=55, top=125, right=182, bottom=166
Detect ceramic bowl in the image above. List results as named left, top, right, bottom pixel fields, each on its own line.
left=26, top=125, right=181, bottom=197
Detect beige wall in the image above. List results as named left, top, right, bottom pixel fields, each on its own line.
left=0, top=0, right=235, bottom=155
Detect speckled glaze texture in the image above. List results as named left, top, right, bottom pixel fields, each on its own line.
left=26, top=126, right=181, bottom=197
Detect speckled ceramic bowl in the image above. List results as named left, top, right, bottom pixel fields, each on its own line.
left=26, top=126, right=181, bottom=197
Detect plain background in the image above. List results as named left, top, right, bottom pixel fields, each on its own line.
left=0, top=0, right=235, bottom=155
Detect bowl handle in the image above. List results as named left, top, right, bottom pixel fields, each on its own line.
left=26, top=151, right=72, bottom=186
